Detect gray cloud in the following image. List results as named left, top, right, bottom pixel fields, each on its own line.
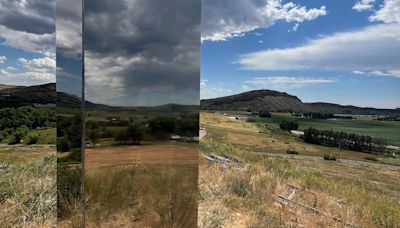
left=85, top=0, right=200, bottom=106
left=0, top=0, right=55, bottom=56
left=0, top=0, right=55, bottom=35
left=56, top=0, right=82, bottom=59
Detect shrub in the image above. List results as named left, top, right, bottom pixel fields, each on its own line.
left=247, top=117, right=257, bottom=122
left=323, top=154, right=337, bottom=161
left=279, top=120, right=298, bottom=131
left=364, top=157, right=380, bottom=162
left=57, top=138, right=70, bottom=152
left=259, top=111, right=271, bottom=118
left=27, top=135, right=39, bottom=145
left=230, top=177, right=251, bottom=197
left=286, top=150, right=299, bottom=155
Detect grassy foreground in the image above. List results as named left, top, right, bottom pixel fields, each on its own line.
left=85, top=165, right=197, bottom=227
left=199, top=139, right=400, bottom=227
left=84, top=143, right=198, bottom=227
left=0, top=154, right=56, bottom=227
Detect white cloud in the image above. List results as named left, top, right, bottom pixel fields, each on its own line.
left=369, top=0, right=400, bottom=23
left=369, top=70, right=400, bottom=77
left=245, top=76, right=335, bottom=86
left=289, top=23, right=299, bottom=32
left=0, top=68, right=55, bottom=85
left=352, top=0, right=375, bottom=12
left=6, top=66, right=16, bottom=71
left=0, top=56, right=56, bottom=85
left=0, top=56, right=6, bottom=63
left=202, top=0, right=327, bottom=41
left=242, top=76, right=336, bottom=91
left=352, top=70, right=365, bottom=75
left=238, top=23, right=400, bottom=72
left=0, top=25, right=55, bottom=56
left=18, top=56, right=55, bottom=69
left=200, top=79, right=233, bottom=99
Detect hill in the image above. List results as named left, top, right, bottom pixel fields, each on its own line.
left=201, top=89, right=399, bottom=115
left=201, top=90, right=310, bottom=112
left=307, top=102, right=399, bottom=116
left=0, top=83, right=56, bottom=108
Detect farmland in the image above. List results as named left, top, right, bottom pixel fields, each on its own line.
left=200, top=112, right=399, bottom=162
left=198, top=112, right=400, bottom=227
left=252, top=112, right=400, bottom=146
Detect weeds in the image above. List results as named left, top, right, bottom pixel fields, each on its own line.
left=0, top=154, right=56, bottom=226
left=199, top=139, right=400, bottom=227
left=85, top=165, right=198, bottom=227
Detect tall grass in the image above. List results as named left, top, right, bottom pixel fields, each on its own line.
left=200, top=139, right=400, bottom=227
left=85, top=165, right=198, bottom=227
left=57, top=164, right=82, bottom=227
left=0, top=154, right=56, bottom=226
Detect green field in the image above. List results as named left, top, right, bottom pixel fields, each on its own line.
left=251, top=113, right=400, bottom=146
left=0, top=128, right=56, bottom=145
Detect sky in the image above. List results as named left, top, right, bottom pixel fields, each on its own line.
left=56, top=0, right=82, bottom=97
left=0, top=0, right=55, bottom=86
left=84, top=0, right=200, bottom=106
left=1, top=0, right=398, bottom=109
left=201, top=0, right=400, bottom=109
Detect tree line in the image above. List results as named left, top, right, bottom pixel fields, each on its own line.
left=86, top=114, right=199, bottom=146
left=0, top=107, right=55, bottom=130
left=303, top=127, right=388, bottom=155
left=0, top=107, right=55, bottom=144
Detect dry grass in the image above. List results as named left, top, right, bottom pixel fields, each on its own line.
left=201, top=112, right=386, bottom=162
left=0, top=153, right=56, bottom=227
left=199, top=139, right=400, bottom=227
left=85, top=142, right=198, bottom=227
left=85, top=142, right=198, bottom=169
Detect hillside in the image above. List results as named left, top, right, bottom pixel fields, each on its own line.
left=201, top=89, right=400, bottom=115
left=201, top=90, right=310, bottom=112
left=307, top=102, right=399, bottom=116
left=0, top=83, right=56, bottom=108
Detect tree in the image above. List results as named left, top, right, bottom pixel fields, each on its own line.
left=258, top=111, right=271, bottom=118
left=27, top=135, right=39, bottom=145
left=114, top=130, right=128, bottom=144
left=279, top=120, right=298, bottom=131
left=88, top=129, right=99, bottom=147
left=127, top=123, right=146, bottom=145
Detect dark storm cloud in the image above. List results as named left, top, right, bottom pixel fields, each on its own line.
left=85, top=0, right=200, bottom=106
left=0, top=0, right=55, bottom=35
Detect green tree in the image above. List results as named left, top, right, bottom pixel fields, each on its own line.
left=127, top=123, right=146, bottom=145
left=88, top=129, right=99, bottom=147
left=279, top=120, right=299, bottom=131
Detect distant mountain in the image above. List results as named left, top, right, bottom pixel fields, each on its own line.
left=201, top=89, right=399, bottom=116
left=306, top=102, right=399, bottom=116
left=201, top=90, right=311, bottom=112
left=0, top=83, right=56, bottom=108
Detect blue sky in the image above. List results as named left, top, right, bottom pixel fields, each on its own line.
left=201, top=0, right=400, bottom=109
left=0, top=1, right=55, bottom=86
